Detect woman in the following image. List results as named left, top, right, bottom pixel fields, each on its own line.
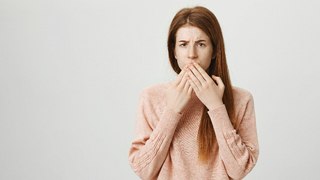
left=128, top=6, right=259, bottom=180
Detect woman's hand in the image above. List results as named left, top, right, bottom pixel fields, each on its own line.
left=186, top=62, right=225, bottom=111
left=165, top=66, right=193, bottom=114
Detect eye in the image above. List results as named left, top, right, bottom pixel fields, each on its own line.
left=179, top=43, right=187, bottom=47
left=198, top=43, right=206, bottom=47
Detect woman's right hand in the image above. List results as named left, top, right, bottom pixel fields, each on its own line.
left=165, top=66, right=193, bottom=114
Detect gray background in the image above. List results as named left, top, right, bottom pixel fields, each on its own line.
left=1, top=0, right=320, bottom=179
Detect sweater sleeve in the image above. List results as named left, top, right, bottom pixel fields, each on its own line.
left=128, top=91, right=182, bottom=180
left=208, top=93, right=259, bottom=179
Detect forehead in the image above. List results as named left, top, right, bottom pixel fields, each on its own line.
left=176, top=25, right=209, bottom=40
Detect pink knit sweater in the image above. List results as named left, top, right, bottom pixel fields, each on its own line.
left=128, top=82, right=259, bottom=180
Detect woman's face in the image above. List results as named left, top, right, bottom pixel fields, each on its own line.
left=174, top=25, right=213, bottom=71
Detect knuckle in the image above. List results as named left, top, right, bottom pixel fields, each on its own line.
left=209, top=81, right=215, bottom=86
left=203, top=84, right=209, bottom=89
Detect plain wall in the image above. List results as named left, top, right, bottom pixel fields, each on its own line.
left=1, top=0, right=320, bottom=179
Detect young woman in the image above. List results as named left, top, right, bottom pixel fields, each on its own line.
left=128, top=6, right=259, bottom=180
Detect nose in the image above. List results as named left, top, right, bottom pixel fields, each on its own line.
left=188, top=45, right=198, bottom=59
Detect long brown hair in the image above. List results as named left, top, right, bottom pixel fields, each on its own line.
left=167, top=6, right=235, bottom=163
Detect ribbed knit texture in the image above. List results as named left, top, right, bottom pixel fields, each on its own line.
left=128, top=82, right=259, bottom=180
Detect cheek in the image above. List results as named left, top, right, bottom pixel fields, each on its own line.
left=175, top=49, right=188, bottom=69
left=200, top=51, right=212, bottom=70
left=202, top=60, right=211, bottom=70
left=177, top=59, right=187, bottom=70
left=199, top=55, right=213, bottom=70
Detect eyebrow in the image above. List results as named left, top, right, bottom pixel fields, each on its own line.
left=178, top=40, right=207, bottom=43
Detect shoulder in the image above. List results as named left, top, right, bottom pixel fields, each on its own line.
left=232, top=86, right=254, bottom=106
left=138, top=81, right=172, bottom=106
left=140, top=81, right=170, bottom=97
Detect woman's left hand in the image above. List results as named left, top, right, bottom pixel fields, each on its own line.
left=186, top=62, right=225, bottom=111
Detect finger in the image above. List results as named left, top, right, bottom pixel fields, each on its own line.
left=174, top=68, right=186, bottom=86
left=183, top=78, right=191, bottom=93
left=187, top=76, right=199, bottom=93
left=212, top=75, right=225, bottom=89
left=177, top=71, right=188, bottom=89
left=189, top=64, right=206, bottom=85
left=187, top=69, right=202, bottom=89
left=192, top=62, right=212, bottom=82
left=187, top=84, right=192, bottom=94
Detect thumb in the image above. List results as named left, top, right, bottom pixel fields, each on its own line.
left=211, top=75, right=219, bottom=85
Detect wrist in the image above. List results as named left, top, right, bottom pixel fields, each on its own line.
left=167, top=105, right=183, bottom=115
left=207, top=101, right=224, bottom=111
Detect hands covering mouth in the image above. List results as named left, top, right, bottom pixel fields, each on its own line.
left=166, top=61, right=225, bottom=114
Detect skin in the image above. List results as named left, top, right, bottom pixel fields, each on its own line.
left=174, top=25, right=213, bottom=71
left=166, top=25, right=225, bottom=113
